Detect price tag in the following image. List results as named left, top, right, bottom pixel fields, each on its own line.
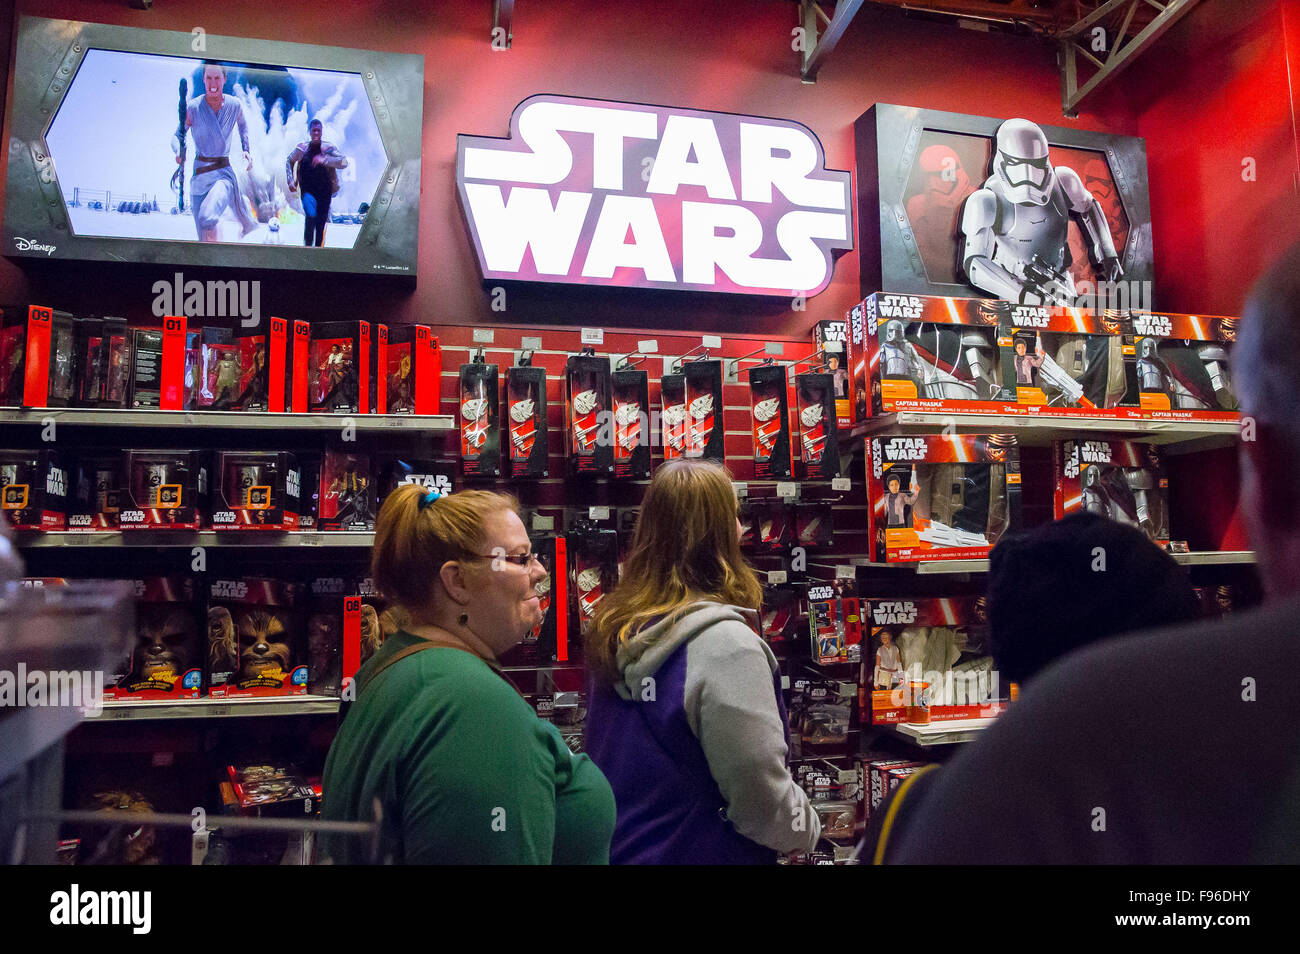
left=835, top=565, right=856, bottom=580
left=300, top=534, right=323, bottom=547
left=767, top=570, right=788, bottom=584
left=732, top=482, right=748, bottom=498
left=589, top=506, right=610, bottom=521
left=765, top=342, right=784, bottom=355
left=638, top=339, right=659, bottom=354
left=581, top=327, right=605, bottom=345
left=702, top=334, right=722, bottom=349
left=776, top=482, right=797, bottom=500
left=520, top=336, right=543, bottom=350
left=472, top=328, right=495, bottom=344
left=532, top=514, right=555, bottom=531
left=832, top=477, right=851, bottom=491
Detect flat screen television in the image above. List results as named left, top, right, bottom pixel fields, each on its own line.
left=3, top=16, right=423, bottom=277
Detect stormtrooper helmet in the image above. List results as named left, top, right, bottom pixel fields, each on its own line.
left=1139, top=338, right=1160, bottom=360
left=995, top=118, right=1055, bottom=206
left=884, top=320, right=907, bottom=346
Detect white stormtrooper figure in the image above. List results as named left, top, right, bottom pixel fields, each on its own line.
left=962, top=118, right=1123, bottom=305
left=1136, top=337, right=1171, bottom=393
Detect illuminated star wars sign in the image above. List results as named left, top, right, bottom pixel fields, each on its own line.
left=456, top=95, right=853, bottom=297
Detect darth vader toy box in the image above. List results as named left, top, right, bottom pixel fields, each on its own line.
left=309, top=320, right=370, bottom=413
left=1124, top=311, right=1238, bottom=421
left=748, top=362, right=792, bottom=480
left=117, top=450, right=208, bottom=530
left=998, top=306, right=1136, bottom=416
left=0, top=449, right=68, bottom=530
left=507, top=363, right=549, bottom=478
left=460, top=357, right=501, bottom=479
left=211, top=451, right=300, bottom=530
left=867, top=434, right=1021, bottom=563
left=206, top=578, right=308, bottom=699
left=106, top=576, right=203, bottom=701
left=565, top=351, right=613, bottom=478
left=1054, top=439, right=1170, bottom=546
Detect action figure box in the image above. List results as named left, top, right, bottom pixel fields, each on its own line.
left=864, top=598, right=1006, bottom=726
left=867, top=434, right=1020, bottom=563
left=460, top=356, right=501, bottom=479
left=507, top=363, right=549, bottom=478
left=795, top=371, right=841, bottom=480
left=858, top=292, right=1007, bottom=415
left=117, top=450, right=208, bottom=530
left=210, top=451, right=300, bottom=530
left=67, top=455, right=122, bottom=530
left=226, top=764, right=321, bottom=817
left=309, top=320, right=370, bottom=413
left=566, top=522, right=616, bottom=663
left=75, top=316, right=130, bottom=408
left=998, top=305, right=1134, bottom=414
left=71, top=316, right=101, bottom=407
left=128, top=317, right=190, bottom=410
left=788, top=676, right=855, bottom=757
left=760, top=584, right=803, bottom=643
left=296, top=453, right=321, bottom=529
left=376, top=457, right=455, bottom=514
left=183, top=327, right=229, bottom=409
left=0, top=449, right=69, bottom=530
left=1125, top=311, right=1239, bottom=421
left=565, top=350, right=613, bottom=478
left=304, top=575, right=348, bottom=697
left=12, top=305, right=78, bottom=408
left=1054, top=439, right=1170, bottom=546
left=206, top=578, right=308, bottom=699
left=290, top=319, right=311, bottom=413
left=682, top=359, right=724, bottom=463
left=808, top=580, right=862, bottom=666
left=660, top=372, right=687, bottom=462
left=748, top=362, right=792, bottom=480
left=352, top=576, right=394, bottom=680
left=199, top=325, right=282, bottom=411
left=610, top=367, right=650, bottom=480
left=864, top=758, right=926, bottom=819
left=378, top=324, right=440, bottom=415
left=0, top=305, right=29, bottom=406
left=106, top=576, right=203, bottom=701
left=812, top=319, right=856, bottom=428
left=318, top=450, right=375, bottom=532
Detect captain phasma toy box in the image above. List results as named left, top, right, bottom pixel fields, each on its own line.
left=998, top=305, right=1136, bottom=415
left=867, top=434, right=1020, bottom=563
left=1054, top=439, right=1170, bottom=547
left=1124, top=311, right=1238, bottom=421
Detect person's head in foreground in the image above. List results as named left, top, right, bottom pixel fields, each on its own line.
left=586, top=458, right=759, bottom=685
left=371, top=485, right=544, bottom=659
left=986, top=511, right=1200, bottom=685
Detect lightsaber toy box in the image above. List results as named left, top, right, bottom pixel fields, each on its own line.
left=565, top=350, right=613, bottom=478
left=747, top=361, right=792, bottom=480
left=611, top=367, right=650, bottom=480
left=460, top=356, right=501, bottom=479
left=0, top=449, right=69, bottom=530
left=1125, top=311, right=1238, bottom=421
left=210, top=451, right=300, bottom=530
left=206, top=577, right=308, bottom=699
left=795, top=371, right=841, bottom=480
left=105, top=576, right=203, bottom=701
left=117, top=450, right=208, bottom=530
left=867, top=434, right=1020, bottom=563
left=863, top=597, right=1008, bottom=725
left=999, top=305, right=1133, bottom=414
left=1054, top=439, right=1170, bottom=546
left=683, top=358, right=725, bottom=463
left=508, top=363, right=549, bottom=478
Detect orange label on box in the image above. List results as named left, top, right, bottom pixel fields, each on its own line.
left=881, top=379, right=918, bottom=401
left=1006, top=473, right=1021, bottom=484
left=1140, top=392, right=1172, bottom=410
left=2, top=485, right=30, bottom=509
left=1016, top=387, right=1047, bottom=405
left=885, top=528, right=922, bottom=547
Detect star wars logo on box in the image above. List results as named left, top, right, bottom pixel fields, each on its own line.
left=305, top=575, right=348, bottom=697
left=610, top=367, right=650, bottom=480
left=508, top=364, right=549, bottom=478
left=1126, top=311, right=1238, bottom=416
left=67, top=455, right=121, bottom=530
left=867, top=434, right=1021, bottom=563
left=117, top=450, right=207, bottom=529
left=748, top=362, right=792, bottom=480
left=309, top=321, right=370, bottom=413
left=460, top=357, right=501, bottom=478
left=318, top=450, right=375, bottom=531
left=381, top=324, right=441, bottom=415
left=565, top=351, right=613, bottom=477
left=795, top=372, right=840, bottom=480
left=206, top=577, right=307, bottom=698
left=211, top=451, right=300, bottom=530
left=1000, top=307, right=1130, bottom=412
left=0, top=449, right=68, bottom=530
left=659, top=372, right=687, bottom=461
left=106, top=576, right=203, bottom=701
left=1056, top=439, right=1169, bottom=545
left=377, top=457, right=456, bottom=512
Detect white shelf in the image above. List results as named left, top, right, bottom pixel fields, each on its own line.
left=0, top=407, right=454, bottom=432
left=16, top=530, right=374, bottom=548
left=95, top=695, right=340, bottom=721
left=852, top=551, right=1256, bottom=573
left=893, top=717, right=998, bottom=746
left=849, top=411, right=1238, bottom=451
left=1169, top=550, right=1256, bottom=566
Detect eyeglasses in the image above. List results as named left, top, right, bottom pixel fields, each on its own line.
left=470, top=551, right=543, bottom=568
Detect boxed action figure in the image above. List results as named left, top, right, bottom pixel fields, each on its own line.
left=864, top=597, right=1005, bottom=725
left=106, top=576, right=203, bottom=701
left=507, top=361, right=549, bottom=478
left=808, top=580, right=862, bottom=666
left=304, top=575, right=348, bottom=697
left=309, top=320, right=370, bottom=413
left=747, top=361, right=793, bottom=480
left=611, top=366, right=650, bottom=480
left=795, top=371, right=841, bottom=480
left=1126, top=311, right=1238, bottom=419
left=15, top=305, right=78, bottom=408
left=318, top=450, right=375, bottom=532
left=460, top=355, right=501, bottom=479
left=813, top=319, right=855, bottom=428
left=117, top=450, right=208, bottom=530
left=565, top=350, right=613, bottom=478
left=788, top=676, right=854, bottom=756
left=0, top=449, right=69, bottom=530
left=1054, top=439, right=1170, bottom=546
left=0, top=305, right=29, bottom=406
left=999, top=305, right=1130, bottom=412
left=379, top=324, right=440, bottom=415
left=67, top=455, right=122, bottom=530
left=74, top=316, right=130, bottom=408
left=867, top=434, right=1021, bottom=563
left=199, top=325, right=281, bottom=411
left=659, top=371, right=687, bottom=462
left=290, top=319, right=311, bottom=412
left=210, top=451, right=300, bottom=530
left=683, top=358, right=725, bottom=463
left=206, top=577, right=307, bottom=699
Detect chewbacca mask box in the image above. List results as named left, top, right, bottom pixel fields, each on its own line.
left=107, top=576, right=203, bottom=700
left=207, top=578, right=307, bottom=698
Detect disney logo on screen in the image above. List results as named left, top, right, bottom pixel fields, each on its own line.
left=456, top=95, right=853, bottom=297
left=14, top=236, right=57, bottom=255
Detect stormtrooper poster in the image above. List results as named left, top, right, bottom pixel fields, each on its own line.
left=855, top=104, right=1152, bottom=307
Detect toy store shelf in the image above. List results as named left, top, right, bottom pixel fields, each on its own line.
left=847, top=412, right=1238, bottom=451
left=1170, top=550, right=1256, bottom=566
left=0, top=407, right=455, bottom=432
left=16, top=531, right=375, bottom=548
left=96, top=695, right=340, bottom=721
left=853, top=551, right=1254, bottom=574
left=893, top=717, right=997, bottom=746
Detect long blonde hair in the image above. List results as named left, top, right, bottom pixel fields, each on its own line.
left=585, top=459, right=762, bottom=687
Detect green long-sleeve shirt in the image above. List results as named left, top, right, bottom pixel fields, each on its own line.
left=320, top=631, right=615, bottom=864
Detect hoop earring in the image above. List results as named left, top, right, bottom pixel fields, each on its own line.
left=458, top=613, right=469, bottom=627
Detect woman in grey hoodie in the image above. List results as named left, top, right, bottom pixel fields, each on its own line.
left=583, top=459, right=820, bottom=863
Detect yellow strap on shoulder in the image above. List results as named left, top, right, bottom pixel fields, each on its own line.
left=874, top=763, right=941, bottom=865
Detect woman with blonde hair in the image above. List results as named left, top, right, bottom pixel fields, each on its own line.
left=321, top=485, right=615, bottom=864
left=584, top=459, right=819, bottom=863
